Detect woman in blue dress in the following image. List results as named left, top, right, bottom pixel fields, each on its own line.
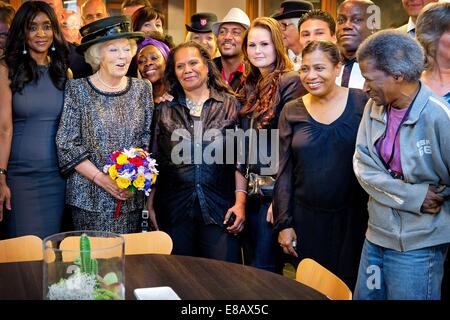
left=0, top=1, right=69, bottom=239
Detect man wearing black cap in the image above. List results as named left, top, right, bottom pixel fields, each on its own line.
left=272, top=0, right=313, bottom=71
left=185, top=12, right=218, bottom=58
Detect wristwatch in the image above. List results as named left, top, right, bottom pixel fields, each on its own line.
left=0, top=168, right=7, bottom=175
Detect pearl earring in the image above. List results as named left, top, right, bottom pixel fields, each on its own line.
left=22, top=43, right=27, bottom=55
left=51, top=43, right=55, bottom=52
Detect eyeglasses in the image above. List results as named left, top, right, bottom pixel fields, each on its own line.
left=84, top=13, right=105, bottom=22
left=280, top=22, right=295, bottom=31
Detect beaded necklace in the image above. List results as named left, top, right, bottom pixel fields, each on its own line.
left=96, top=71, right=125, bottom=91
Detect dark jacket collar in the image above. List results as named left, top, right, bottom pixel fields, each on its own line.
left=170, top=87, right=225, bottom=108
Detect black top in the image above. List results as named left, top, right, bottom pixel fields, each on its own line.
left=272, top=88, right=369, bottom=288
left=152, top=88, right=240, bottom=226
left=273, top=88, right=368, bottom=229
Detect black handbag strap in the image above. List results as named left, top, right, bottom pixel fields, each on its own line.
left=245, top=117, right=254, bottom=179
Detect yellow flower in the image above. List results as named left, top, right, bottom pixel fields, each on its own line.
left=108, top=165, right=118, bottom=179
left=133, top=174, right=145, bottom=189
left=151, top=173, right=158, bottom=184
left=116, top=177, right=131, bottom=189
left=116, top=154, right=129, bottom=165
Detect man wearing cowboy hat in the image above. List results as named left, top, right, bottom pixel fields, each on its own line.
left=272, top=0, right=313, bottom=71
left=212, top=8, right=250, bottom=93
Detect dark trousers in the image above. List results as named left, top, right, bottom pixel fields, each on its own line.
left=242, top=197, right=283, bottom=273
left=166, top=199, right=241, bottom=263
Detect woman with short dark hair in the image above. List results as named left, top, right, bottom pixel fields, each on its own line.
left=274, top=40, right=368, bottom=289
left=0, top=1, right=69, bottom=238
left=132, top=6, right=165, bottom=34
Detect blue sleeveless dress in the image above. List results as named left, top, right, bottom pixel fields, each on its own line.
left=2, top=65, right=66, bottom=239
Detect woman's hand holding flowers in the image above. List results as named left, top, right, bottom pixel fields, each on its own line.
left=94, top=172, right=134, bottom=201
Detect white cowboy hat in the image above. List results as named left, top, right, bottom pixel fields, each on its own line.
left=212, top=7, right=250, bottom=36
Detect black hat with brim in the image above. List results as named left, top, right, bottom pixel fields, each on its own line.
left=271, top=0, right=314, bottom=20
left=185, top=12, right=218, bottom=33
left=76, top=15, right=145, bottom=54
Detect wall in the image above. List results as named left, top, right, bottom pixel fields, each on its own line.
left=167, top=0, right=184, bottom=45
left=196, top=0, right=246, bottom=20
left=336, top=0, right=409, bottom=29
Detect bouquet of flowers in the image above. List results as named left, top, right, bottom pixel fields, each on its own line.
left=103, top=147, right=158, bottom=219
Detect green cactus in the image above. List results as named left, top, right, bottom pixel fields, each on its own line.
left=91, top=258, right=98, bottom=275
left=79, top=233, right=97, bottom=275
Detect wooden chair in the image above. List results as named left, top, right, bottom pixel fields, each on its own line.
left=0, top=235, right=43, bottom=263
left=296, top=258, right=352, bottom=300
left=59, top=235, right=124, bottom=261
left=122, top=231, right=173, bottom=255
left=59, top=231, right=173, bottom=261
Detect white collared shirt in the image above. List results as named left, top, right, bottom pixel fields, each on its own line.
left=335, top=61, right=365, bottom=89
left=406, top=17, right=416, bottom=36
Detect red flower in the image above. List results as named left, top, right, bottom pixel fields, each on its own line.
left=129, top=156, right=144, bottom=167
left=111, top=151, right=121, bottom=161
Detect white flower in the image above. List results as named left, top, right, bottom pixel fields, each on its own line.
left=118, top=169, right=135, bottom=179
left=123, top=148, right=137, bottom=159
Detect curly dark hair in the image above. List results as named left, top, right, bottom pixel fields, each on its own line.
left=238, top=17, right=292, bottom=128
left=4, top=1, right=69, bottom=94
left=164, top=41, right=231, bottom=98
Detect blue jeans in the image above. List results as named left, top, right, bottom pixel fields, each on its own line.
left=354, top=239, right=449, bottom=300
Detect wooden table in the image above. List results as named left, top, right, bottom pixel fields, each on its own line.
left=0, top=254, right=327, bottom=300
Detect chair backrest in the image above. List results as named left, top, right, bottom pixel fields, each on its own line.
left=58, top=231, right=173, bottom=260
left=122, top=231, right=173, bottom=255
left=0, top=235, right=43, bottom=263
left=58, top=236, right=123, bottom=262
left=296, top=258, right=352, bottom=300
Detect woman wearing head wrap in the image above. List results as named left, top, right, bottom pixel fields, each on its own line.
left=137, top=35, right=170, bottom=103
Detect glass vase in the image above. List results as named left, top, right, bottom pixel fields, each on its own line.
left=43, top=230, right=125, bottom=300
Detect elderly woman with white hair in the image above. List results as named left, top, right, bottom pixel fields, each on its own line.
left=56, top=15, right=155, bottom=233
left=353, top=30, right=450, bottom=300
